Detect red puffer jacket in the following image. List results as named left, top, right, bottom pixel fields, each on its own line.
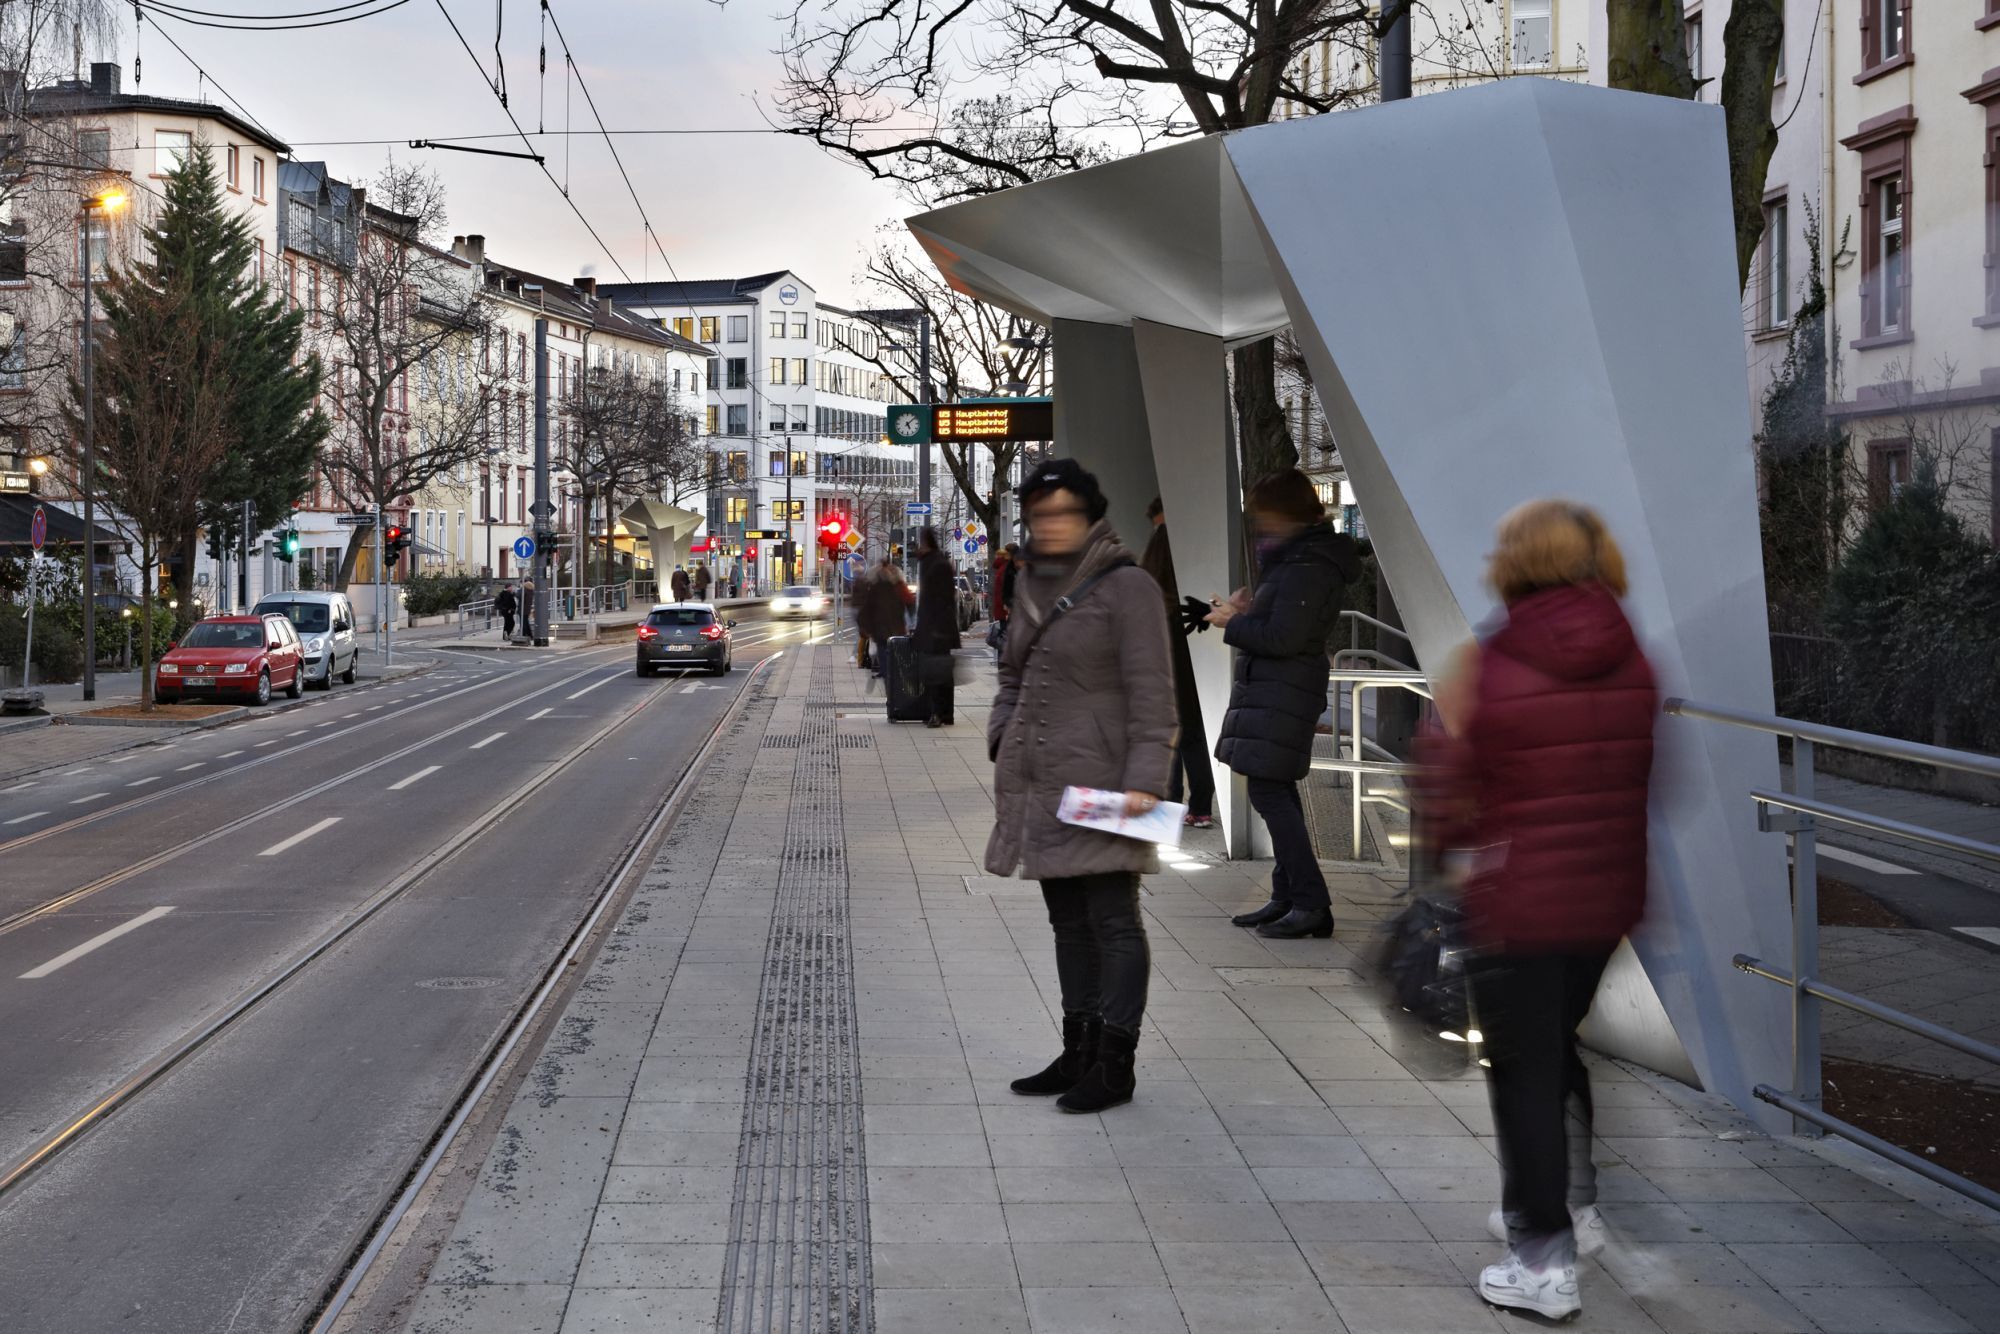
left=1432, top=583, right=1657, bottom=953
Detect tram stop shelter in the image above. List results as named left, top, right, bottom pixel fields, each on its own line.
left=907, top=78, right=1794, bottom=1126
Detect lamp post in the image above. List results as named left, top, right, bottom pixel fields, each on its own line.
left=79, top=189, right=126, bottom=701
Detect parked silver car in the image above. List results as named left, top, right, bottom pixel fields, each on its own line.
left=252, top=590, right=359, bottom=689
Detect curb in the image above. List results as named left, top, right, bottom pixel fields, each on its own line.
left=62, top=707, right=251, bottom=731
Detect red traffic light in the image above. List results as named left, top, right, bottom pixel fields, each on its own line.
left=384, top=524, right=406, bottom=544
left=817, top=514, right=848, bottom=547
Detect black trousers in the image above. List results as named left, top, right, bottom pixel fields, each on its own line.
left=927, top=678, right=954, bottom=724
left=1469, top=950, right=1611, bottom=1266
left=1246, top=776, right=1329, bottom=911
left=1040, top=872, right=1150, bottom=1033
left=501, top=611, right=515, bottom=638
left=1164, top=634, right=1214, bottom=818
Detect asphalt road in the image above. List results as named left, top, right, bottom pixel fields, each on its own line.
left=0, top=609, right=841, bottom=1332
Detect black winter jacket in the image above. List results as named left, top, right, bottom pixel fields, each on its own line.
left=914, top=550, right=962, bottom=654
left=1215, top=523, right=1361, bottom=782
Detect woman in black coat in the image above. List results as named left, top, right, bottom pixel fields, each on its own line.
left=1206, top=469, right=1360, bottom=939
left=913, top=526, right=961, bottom=727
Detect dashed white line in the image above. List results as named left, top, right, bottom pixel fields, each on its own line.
left=258, top=817, right=342, bottom=857
left=19, top=906, right=177, bottom=979
left=254, top=740, right=280, bottom=748
left=527, top=707, right=552, bottom=720
left=126, top=776, right=160, bottom=788
left=219, top=750, right=244, bottom=759
left=287, top=730, right=309, bottom=738
left=567, top=675, right=617, bottom=701
left=388, top=765, right=442, bottom=792
left=4, top=811, right=49, bottom=826
left=315, top=721, right=338, bottom=729
left=62, top=768, right=94, bottom=777
left=176, top=762, right=204, bottom=772
left=107, top=755, right=138, bottom=765
left=69, top=793, right=109, bottom=805
left=0, top=782, right=35, bottom=794
left=365, top=705, right=384, bottom=713
left=468, top=732, right=506, bottom=750
left=1819, top=844, right=1920, bottom=877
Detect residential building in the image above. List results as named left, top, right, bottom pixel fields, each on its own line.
left=596, top=272, right=925, bottom=589
left=1827, top=0, right=2000, bottom=543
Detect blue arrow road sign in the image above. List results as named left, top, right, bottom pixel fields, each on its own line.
left=963, top=539, right=978, bottom=554
left=904, top=501, right=932, bottom=516
left=512, top=535, right=536, bottom=561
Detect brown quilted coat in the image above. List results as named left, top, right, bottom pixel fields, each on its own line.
left=984, top=527, right=1178, bottom=881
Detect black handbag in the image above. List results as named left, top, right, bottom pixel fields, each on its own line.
left=918, top=651, right=956, bottom=685
left=1376, top=896, right=1474, bottom=1036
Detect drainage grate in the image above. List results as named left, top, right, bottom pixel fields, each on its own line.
left=718, top=656, right=874, bottom=1334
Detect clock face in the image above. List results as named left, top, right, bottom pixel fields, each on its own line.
left=894, top=412, right=922, bottom=439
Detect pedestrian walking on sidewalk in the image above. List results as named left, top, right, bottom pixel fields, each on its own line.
left=692, top=562, right=711, bottom=601
left=913, top=527, right=960, bottom=728
left=1423, top=499, right=1656, bottom=1324
left=520, top=580, right=537, bottom=642
left=1140, top=497, right=1215, bottom=830
left=493, top=583, right=517, bottom=640
left=1207, top=469, right=1359, bottom=939
left=987, top=459, right=1176, bottom=1115
left=670, top=564, right=691, bottom=603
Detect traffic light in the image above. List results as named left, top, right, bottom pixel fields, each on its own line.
left=383, top=524, right=411, bottom=564
left=276, top=529, right=300, bottom=562
left=817, top=513, right=848, bottom=549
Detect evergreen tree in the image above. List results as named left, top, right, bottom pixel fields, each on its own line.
left=145, top=141, right=324, bottom=592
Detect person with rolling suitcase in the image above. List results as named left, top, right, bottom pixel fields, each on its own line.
left=884, top=632, right=928, bottom=721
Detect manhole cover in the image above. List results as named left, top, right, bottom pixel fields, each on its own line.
left=416, top=976, right=504, bottom=990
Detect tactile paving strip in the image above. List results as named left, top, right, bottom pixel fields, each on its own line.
left=717, top=655, right=875, bottom=1333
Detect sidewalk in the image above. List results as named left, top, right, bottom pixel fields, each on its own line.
left=403, top=643, right=2000, bottom=1334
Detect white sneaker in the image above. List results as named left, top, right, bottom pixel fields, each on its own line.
left=1479, top=1253, right=1582, bottom=1321
left=1486, top=1205, right=1606, bottom=1258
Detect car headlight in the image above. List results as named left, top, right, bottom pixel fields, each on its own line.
left=223, top=663, right=249, bottom=674
left=158, top=662, right=179, bottom=675
left=303, top=636, right=323, bottom=654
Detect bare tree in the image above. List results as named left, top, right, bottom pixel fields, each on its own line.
left=70, top=269, right=231, bottom=708
left=1870, top=360, right=1999, bottom=528
left=562, top=364, right=705, bottom=585
left=776, top=0, right=1392, bottom=483
left=314, top=165, right=500, bottom=588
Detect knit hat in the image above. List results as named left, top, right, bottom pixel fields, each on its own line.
left=1019, top=457, right=1108, bottom=523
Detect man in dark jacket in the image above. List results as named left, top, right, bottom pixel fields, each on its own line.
left=670, top=564, right=691, bottom=602
left=913, top=526, right=961, bottom=727
left=1139, top=498, right=1215, bottom=828
left=1208, top=469, right=1360, bottom=939
left=493, top=583, right=518, bottom=640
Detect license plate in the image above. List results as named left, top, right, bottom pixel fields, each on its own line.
left=667, top=644, right=694, bottom=653
left=183, top=678, right=213, bottom=688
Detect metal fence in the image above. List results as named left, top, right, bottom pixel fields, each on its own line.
left=1664, top=697, right=2000, bottom=1212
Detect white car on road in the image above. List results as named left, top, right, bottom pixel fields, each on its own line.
left=769, top=585, right=827, bottom=619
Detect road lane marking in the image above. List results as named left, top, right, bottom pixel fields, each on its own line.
left=287, top=729, right=309, bottom=737
left=4, top=812, right=48, bottom=826
left=469, top=732, right=505, bottom=750
left=341, top=712, right=359, bottom=719
left=527, top=707, right=552, bottom=720
left=176, top=762, right=204, bottom=772
left=219, top=750, right=244, bottom=759
left=0, top=783, right=34, bottom=794
left=19, top=907, right=176, bottom=979
left=1819, top=844, right=1919, bottom=877
left=315, top=721, right=338, bottom=729
left=258, top=817, right=342, bottom=857
left=108, top=756, right=138, bottom=765
left=70, top=793, right=109, bottom=805
left=388, top=765, right=442, bottom=792
left=254, top=740, right=279, bottom=748
left=126, top=777, right=159, bottom=788
left=365, top=705, right=384, bottom=712
left=567, top=675, right=616, bottom=700
left=63, top=768, right=93, bottom=776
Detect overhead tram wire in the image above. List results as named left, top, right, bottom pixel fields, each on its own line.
left=142, top=0, right=395, bottom=19
left=135, top=1, right=415, bottom=32
left=129, top=7, right=289, bottom=148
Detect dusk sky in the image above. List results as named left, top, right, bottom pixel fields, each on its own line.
left=101, top=1, right=916, bottom=302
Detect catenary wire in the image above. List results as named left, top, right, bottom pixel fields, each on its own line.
left=135, top=0, right=414, bottom=31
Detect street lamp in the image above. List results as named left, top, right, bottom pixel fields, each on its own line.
left=79, top=188, right=127, bottom=701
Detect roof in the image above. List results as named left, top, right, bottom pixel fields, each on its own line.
left=485, top=258, right=709, bottom=357
left=596, top=271, right=797, bottom=309
left=0, top=496, right=123, bottom=551
left=29, top=75, right=288, bottom=155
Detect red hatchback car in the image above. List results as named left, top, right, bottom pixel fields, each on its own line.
left=155, top=614, right=305, bottom=706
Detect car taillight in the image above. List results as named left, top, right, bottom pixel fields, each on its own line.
left=637, top=625, right=658, bottom=640
left=700, top=625, right=725, bottom=640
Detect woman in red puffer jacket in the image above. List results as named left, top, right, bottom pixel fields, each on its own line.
left=1427, top=499, right=1656, bottom=1324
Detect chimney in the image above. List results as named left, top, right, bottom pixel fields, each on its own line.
left=89, top=62, right=120, bottom=96
left=573, top=276, right=596, bottom=297
left=452, top=233, right=485, bottom=265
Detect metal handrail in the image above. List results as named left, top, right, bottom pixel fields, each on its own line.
left=1340, top=609, right=1413, bottom=645
left=1666, top=697, right=2000, bottom=1214
left=455, top=598, right=496, bottom=634
left=1324, top=665, right=1431, bottom=864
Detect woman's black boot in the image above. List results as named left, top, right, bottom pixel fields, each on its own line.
left=1057, top=1023, right=1138, bottom=1114
left=1256, top=906, right=1335, bottom=939
left=1011, top=1014, right=1100, bottom=1096
left=1230, top=899, right=1291, bottom=928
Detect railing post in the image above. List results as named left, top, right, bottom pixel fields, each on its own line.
left=1351, top=682, right=1367, bottom=857
left=1791, top=737, right=1823, bottom=1135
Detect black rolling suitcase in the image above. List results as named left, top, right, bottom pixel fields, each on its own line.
left=885, top=635, right=929, bottom=722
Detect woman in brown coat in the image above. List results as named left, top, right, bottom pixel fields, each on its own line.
left=987, top=459, right=1177, bottom=1113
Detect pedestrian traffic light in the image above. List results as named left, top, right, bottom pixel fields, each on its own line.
left=817, top=514, right=848, bottom=549
left=276, top=529, right=300, bottom=562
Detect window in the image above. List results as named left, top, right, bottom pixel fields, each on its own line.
left=769, top=403, right=788, bottom=433
left=77, top=218, right=109, bottom=277
left=769, top=313, right=788, bottom=338
left=1843, top=109, right=1917, bottom=345
left=726, top=359, right=747, bottom=389
left=727, top=450, right=749, bottom=481
left=788, top=449, right=809, bottom=476
left=726, top=497, right=750, bottom=524
left=726, top=404, right=748, bottom=435
left=79, top=128, right=109, bottom=169
left=479, top=466, right=492, bottom=523
left=770, top=356, right=787, bottom=386
left=226, top=144, right=240, bottom=188
left=254, top=238, right=265, bottom=283
left=1867, top=438, right=1911, bottom=510
left=0, top=326, right=25, bottom=391
left=671, top=316, right=695, bottom=339
left=790, top=357, right=808, bottom=385
left=253, top=157, right=265, bottom=199
left=705, top=405, right=719, bottom=434
left=771, top=499, right=803, bottom=521
left=672, top=369, right=683, bottom=394
left=1685, top=12, right=1704, bottom=96
left=1879, top=175, right=1905, bottom=334
left=518, top=473, right=527, bottom=523
left=308, top=265, right=321, bottom=314
left=699, top=316, right=719, bottom=343
left=1859, top=0, right=1911, bottom=76
left=727, top=314, right=748, bottom=343
left=769, top=450, right=788, bottom=476
left=518, top=333, right=528, bottom=381
left=156, top=130, right=191, bottom=174
left=0, top=197, right=23, bottom=284
left=790, top=405, right=809, bottom=433
left=1762, top=197, right=1789, bottom=331
left=792, top=315, right=808, bottom=339
left=1512, top=0, right=1553, bottom=68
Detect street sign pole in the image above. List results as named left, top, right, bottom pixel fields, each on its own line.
left=377, top=500, right=389, bottom=666
left=533, top=318, right=551, bottom=646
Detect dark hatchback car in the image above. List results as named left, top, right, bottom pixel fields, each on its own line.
left=636, top=602, right=734, bottom=676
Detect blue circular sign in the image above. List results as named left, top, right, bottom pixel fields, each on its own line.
left=963, top=539, right=978, bottom=554
left=29, top=504, right=46, bottom=552
left=977, top=534, right=988, bottom=547
left=512, top=535, right=536, bottom=560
